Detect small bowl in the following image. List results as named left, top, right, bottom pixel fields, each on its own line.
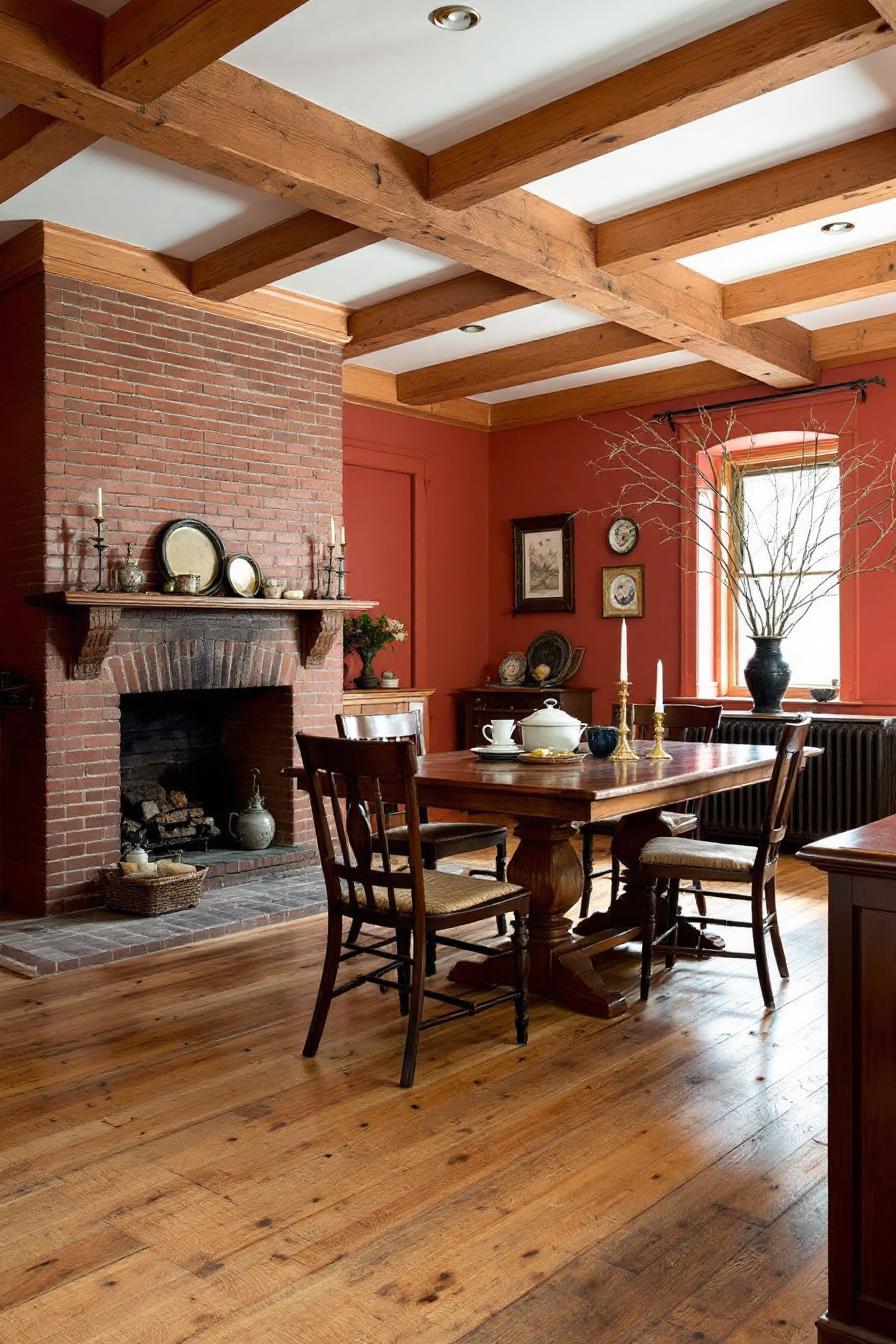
left=587, top=725, right=618, bottom=758
left=809, top=687, right=838, bottom=703
left=173, top=573, right=200, bottom=595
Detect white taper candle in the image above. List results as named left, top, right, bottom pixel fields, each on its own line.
left=96, top=487, right=104, bottom=519
left=619, top=618, right=628, bottom=682
left=655, top=659, right=664, bottom=713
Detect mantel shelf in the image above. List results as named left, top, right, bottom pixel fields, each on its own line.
left=30, top=591, right=377, bottom=680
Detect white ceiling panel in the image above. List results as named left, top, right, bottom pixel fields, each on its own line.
left=278, top=240, right=467, bottom=306
left=530, top=49, right=896, bottom=224
left=348, top=302, right=606, bottom=373
left=473, top=351, right=706, bottom=404
left=0, top=139, right=300, bottom=259
left=790, top=292, right=896, bottom=331
left=227, top=0, right=780, bottom=152
left=686, top=197, right=896, bottom=283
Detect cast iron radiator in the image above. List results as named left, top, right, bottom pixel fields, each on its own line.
left=701, top=714, right=896, bottom=847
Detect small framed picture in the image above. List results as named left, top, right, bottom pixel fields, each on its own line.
left=607, top=516, right=639, bottom=555
left=512, top=513, right=575, bottom=613
left=602, top=564, right=644, bottom=618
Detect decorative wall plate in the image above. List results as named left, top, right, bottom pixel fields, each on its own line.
left=607, top=517, right=639, bottom=555
left=526, top=631, right=573, bottom=684
left=497, top=651, right=527, bottom=686
left=225, top=553, right=263, bottom=598
left=158, top=519, right=225, bottom=596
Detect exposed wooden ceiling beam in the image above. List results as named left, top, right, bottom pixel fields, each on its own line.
left=102, top=0, right=313, bottom=102
left=870, top=3, right=896, bottom=30
left=343, top=364, right=491, bottom=430
left=0, top=2, right=817, bottom=388
left=395, top=322, right=671, bottom=405
left=724, top=241, right=896, bottom=323
left=191, top=212, right=379, bottom=301
left=597, top=129, right=896, bottom=274
left=488, top=362, right=753, bottom=430
left=428, top=0, right=892, bottom=210
left=0, top=105, right=96, bottom=203
left=812, top=310, right=896, bottom=364
left=346, top=273, right=543, bottom=357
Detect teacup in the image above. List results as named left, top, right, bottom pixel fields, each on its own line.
left=586, top=725, right=618, bottom=758
left=482, top=718, right=516, bottom=747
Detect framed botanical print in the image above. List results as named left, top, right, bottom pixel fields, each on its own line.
left=512, top=513, right=575, bottom=613
left=602, top=564, right=644, bottom=618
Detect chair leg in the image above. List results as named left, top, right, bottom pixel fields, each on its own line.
left=693, top=877, right=707, bottom=924
left=396, top=928, right=410, bottom=1016
left=425, top=934, right=438, bottom=976
left=579, top=828, right=593, bottom=919
left=751, top=881, right=776, bottom=1010
left=303, top=910, right=343, bottom=1058
left=399, top=930, right=427, bottom=1088
left=609, top=855, right=620, bottom=922
left=510, top=911, right=530, bottom=1045
left=346, top=916, right=363, bottom=946
left=765, top=876, right=789, bottom=979
left=640, top=884, right=657, bottom=1003
left=494, top=840, right=509, bottom=937
left=664, top=878, right=681, bottom=970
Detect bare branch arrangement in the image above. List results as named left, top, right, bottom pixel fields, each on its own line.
left=582, top=400, right=896, bottom=639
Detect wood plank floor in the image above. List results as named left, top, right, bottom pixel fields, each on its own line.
left=0, top=849, right=828, bottom=1343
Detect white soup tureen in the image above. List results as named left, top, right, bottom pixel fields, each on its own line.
left=518, top=699, right=587, bottom=753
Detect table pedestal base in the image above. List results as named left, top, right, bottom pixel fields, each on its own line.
left=448, top=815, right=650, bottom=1019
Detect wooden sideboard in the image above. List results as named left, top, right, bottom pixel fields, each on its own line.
left=800, top=817, right=896, bottom=1344
left=461, top=686, right=594, bottom=749
left=342, top=687, right=435, bottom=749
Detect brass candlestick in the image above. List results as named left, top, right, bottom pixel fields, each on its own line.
left=608, top=678, right=639, bottom=761
left=646, top=709, right=672, bottom=760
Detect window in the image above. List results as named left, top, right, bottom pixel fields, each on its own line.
left=697, top=442, right=841, bottom=696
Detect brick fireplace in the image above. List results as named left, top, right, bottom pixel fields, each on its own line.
left=0, top=271, right=344, bottom=916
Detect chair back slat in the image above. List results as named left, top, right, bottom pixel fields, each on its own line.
left=756, top=716, right=812, bottom=871
left=337, top=711, right=423, bottom=751
left=297, top=732, right=426, bottom=932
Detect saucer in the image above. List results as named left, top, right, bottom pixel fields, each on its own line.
left=471, top=744, right=523, bottom=759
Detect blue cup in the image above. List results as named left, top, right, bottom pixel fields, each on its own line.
left=587, top=725, right=618, bottom=758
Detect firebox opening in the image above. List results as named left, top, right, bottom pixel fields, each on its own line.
left=119, top=688, right=295, bottom=859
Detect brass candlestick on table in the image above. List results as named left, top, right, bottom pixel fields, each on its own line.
left=608, top=679, right=639, bottom=761
left=646, top=709, right=672, bottom=760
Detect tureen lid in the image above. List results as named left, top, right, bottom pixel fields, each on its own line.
left=519, top=697, right=583, bottom=726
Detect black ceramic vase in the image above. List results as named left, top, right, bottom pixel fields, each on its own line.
left=743, top=636, right=790, bottom=714
left=354, top=652, right=380, bottom=690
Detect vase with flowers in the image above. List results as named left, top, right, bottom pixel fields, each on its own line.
left=343, top=613, right=407, bottom=689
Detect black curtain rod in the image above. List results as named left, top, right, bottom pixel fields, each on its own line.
left=652, top=376, right=886, bottom=429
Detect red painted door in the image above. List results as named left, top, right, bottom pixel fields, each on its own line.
left=343, top=462, right=414, bottom=685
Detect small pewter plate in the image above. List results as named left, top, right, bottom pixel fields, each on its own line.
left=225, top=553, right=263, bottom=598
left=158, top=519, right=226, bottom=596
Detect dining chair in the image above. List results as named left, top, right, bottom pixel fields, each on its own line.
left=337, top=711, right=511, bottom=951
left=298, top=732, right=530, bottom=1088
left=636, top=715, right=811, bottom=1009
left=579, top=702, right=724, bottom=920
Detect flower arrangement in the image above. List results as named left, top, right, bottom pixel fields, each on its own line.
left=343, top=613, right=407, bottom=688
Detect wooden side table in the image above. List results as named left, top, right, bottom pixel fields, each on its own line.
left=801, top=816, right=896, bottom=1344
left=342, top=687, right=435, bottom=750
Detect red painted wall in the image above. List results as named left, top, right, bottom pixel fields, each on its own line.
left=343, top=461, right=413, bottom=686
left=343, top=405, right=490, bottom=752
left=488, top=361, right=896, bottom=722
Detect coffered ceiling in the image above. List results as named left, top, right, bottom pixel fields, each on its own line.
left=2, top=0, right=896, bottom=429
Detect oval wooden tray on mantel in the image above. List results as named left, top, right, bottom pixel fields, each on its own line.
left=29, top=590, right=377, bottom=680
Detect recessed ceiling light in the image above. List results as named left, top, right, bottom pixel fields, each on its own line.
left=821, top=220, right=855, bottom=234
left=459, top=323, right=486, bottom=333
left=429, top=5, right=481, bottom=31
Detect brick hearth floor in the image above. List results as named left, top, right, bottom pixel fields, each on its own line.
left=0, top=867, right=332, bottom=978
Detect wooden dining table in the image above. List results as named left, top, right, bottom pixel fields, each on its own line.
left=287, top=740, right=819, bottom=1020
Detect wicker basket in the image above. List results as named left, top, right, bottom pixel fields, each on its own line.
left=101, top=865, right=208, bottom=916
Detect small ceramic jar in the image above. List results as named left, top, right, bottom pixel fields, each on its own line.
left=116, top=543, right=145, bottom=593
left=263, top=578, right=285, bottom=600
left=174, top=573, right=200, bottom=595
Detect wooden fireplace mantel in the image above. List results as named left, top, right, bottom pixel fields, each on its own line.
left=30, top=591, right=377, bottom=680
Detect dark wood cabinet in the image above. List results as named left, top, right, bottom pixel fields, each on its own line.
left=461, top=686, right=594, bottom=749
left=801, top=816, right=896, bottom=1344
